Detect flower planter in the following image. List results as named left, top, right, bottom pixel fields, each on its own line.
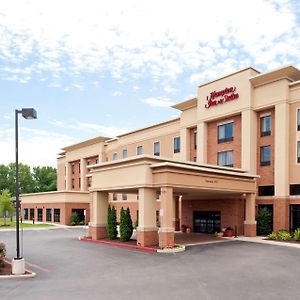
left=186, top=227, right=191, bottom=234
left=181, top=225, right=187, bottom=233
left=223, top=229, right=234, bottom=237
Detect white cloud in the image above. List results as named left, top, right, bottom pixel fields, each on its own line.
left=0, top=126, right=77, bottom=167
left=112, top=91, right=122, bottom=97
left=0, top=0, right=299, bottom=87
left=142, top=97, right=175, bottom=107
left=132, top=85, right=140, bottom=92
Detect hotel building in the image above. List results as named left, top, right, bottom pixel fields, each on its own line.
left=21, top=65, right=300, bottom=248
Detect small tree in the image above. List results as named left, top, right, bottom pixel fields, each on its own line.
left=257, top=207, right=272, bottom=235
left=0, top=190, right=14, bottom=226
left=120, top=207, right=133, bottom=241
left=107, top=205, right=117, bottom=240
left=70, top=211, right=80, bottom=225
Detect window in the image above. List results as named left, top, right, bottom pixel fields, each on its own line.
left=297, top=109, right=300, bottom=131
left=79, top=178, right=81, bottom=189
left=30, top=208, right=34, bottom=220
left=46, top=209, right=52, bottom=222
left=174, top=137, right=180, bottom=153
left=156, top=191, right=160, bottom=200
left=71, top=164, right=75, bottom=174
left=23, top=208, right=28, bottom=220
left=218, top=122, right=233, bottom=143
left=122, top=149, right=128, bottom=158
left=79, top=162, right=81, bottom=174
left=37, top=208, right=43, bottom=222
left=298, top=141, right=300, bottom=163
left=217, top=150, right=233, bottom=167
left=113, top=193, right=117, bottom=201
left=260, top=145, right=271, bottom=166
left=122, top=194, right=127, bottom=201
left=54, top=209, right=60, bottom=222
left=258, top=185, right=274, bottom=196
left=194, top=130, right=197, bottom=149
left=71, top=178, right=75, bottom=189
left=154, top=141, right=160, bottom=156
left=112, top=152, right=118, bottom=160
left=260, top=115, right=271, bottom=137
left=87, top=177, right=92, bottom=188
left=137, top=146, right=143, bottom=155
left=136, top=194, right=139, bottom=201
left=87, top=160, right=91, bottom=165
left=96, top=158, right=99, bottom=164
left=290, top=184, right=300, bottom=195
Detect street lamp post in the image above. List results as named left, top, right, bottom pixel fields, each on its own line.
left=12, top=108, right=37, bottom=275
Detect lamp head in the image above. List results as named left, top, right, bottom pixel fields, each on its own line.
left=21, top=108, right=37, bottom=120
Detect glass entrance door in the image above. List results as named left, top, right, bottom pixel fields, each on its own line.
left=193, top=211, right=221, bottom=233
left=290, top=205, right=300, bottom=231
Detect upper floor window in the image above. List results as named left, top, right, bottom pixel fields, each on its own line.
left=122, top=149, right=128, bottom=159
left=122, top=194, right=127, bottom=201
left=290, top=184, right=300, bottom=195
left=112, top=153, right=118, bottom=160
left=87, top=177, right=92, bottom=188
left=260, top=145, right=271, bottom=166
left=217, top=150, right=233, bottom=167
left=154, top=141, right=160, bottom=156
left=79, top=162, right=81, bottom=174
left=194, top=130, right=197, bottom=149
left=78, top=178, right=81, bottom=189
left=297, top=141, right=300, bottom=163
left=71, top=178, right=75, bottom=189
left=260, top=115, right=271, bottom=137
left=96, top=158, right=99, bottom=164
left=174, top=137, right=180, bottom=153
left=297, top=109, right=300, bottom=131
left=258, top=185, right=274, bottom=196
left=113, top=193, right=117, bottom=201
left=71, top=164, right=75, bottom=175
left=87, top=160, right=91, bottom=165
left=137, top=145, right=143, bottom=155
left=218, top=122, right=233, bottom=144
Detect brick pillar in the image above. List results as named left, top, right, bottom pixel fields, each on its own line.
left=88, top=191, right=108, bottom=240
left=173, top=196, right=180, bottom=231
left=244, top=193, right=257, bottom=237
left=159, top=187, right=175, bottom=248
left=137, top=188, right=158, bottom=246
left=80, top=158, right=87, bottom=191
left=273, top=199, right=289, bottom=231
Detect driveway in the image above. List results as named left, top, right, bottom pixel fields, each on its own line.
left=0, top=228, right=299, bottom=300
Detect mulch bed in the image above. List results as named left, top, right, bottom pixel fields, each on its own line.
left=0, top=261, right=12, bottom=276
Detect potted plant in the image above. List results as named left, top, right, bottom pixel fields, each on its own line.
left=0, top=242, right=6, bottom=268
left=181, top=224, right=187, bottom=233
left=186, top=226, right=191, bottom=233
left=223, top=227, right=234, bottom=237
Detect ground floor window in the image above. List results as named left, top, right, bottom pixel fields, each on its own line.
left=217, top=150, right=233, bottom=167
left=30, top=208, right=34, bottom=220
left=23, top=208, right=28, bottom=220
left=54, top=209, right=60, bottom=222
left=46, top=208, right=52, bottom=222
left=193, top=211, right=221, bottom=233
left=290, top=205, right=300, bottom=231
left=37, top=208, right=43, bottom=222
left=71, top=209, right=85, bottom=223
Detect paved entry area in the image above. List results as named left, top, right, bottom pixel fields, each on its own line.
left=175, top=232, right=226, bottom=245
left=1, top=228, right=300, bottom=300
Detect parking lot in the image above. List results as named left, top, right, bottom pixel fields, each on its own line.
left=1, top=228, right=300, bottom=300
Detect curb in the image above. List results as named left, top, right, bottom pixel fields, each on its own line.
left=0, top=260, right=36, bottom=279
left=157, top=245, right=186, bottom=253
left=79, top=236, right=158, bottom=252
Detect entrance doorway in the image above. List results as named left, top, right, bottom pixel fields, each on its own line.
left=37, top=208, right=43, bottom=222
left=193, top=211, right=221, bottom=233
left=290, top=205, right=300, bottom=231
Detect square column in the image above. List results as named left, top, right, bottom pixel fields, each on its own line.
left=197, top=122, right=207, bottom=164
left=80, top=158, right=87, bottom=191
left=88, top=191, right=108, bottom=240
left=244, top=193, right=257, bottom=237
left=159, top=187, right=175, bottom=248
left=137, top=188, right=158, bottom=246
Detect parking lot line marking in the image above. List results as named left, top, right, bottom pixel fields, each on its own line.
left=25, top=261, right=51, bottom=273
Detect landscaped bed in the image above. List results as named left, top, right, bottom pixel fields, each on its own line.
left=264, top=228, right=300, bottom=244
left=0, top=218, right=53, bottom=230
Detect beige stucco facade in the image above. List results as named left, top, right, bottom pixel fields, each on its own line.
left=21, top=65, right=300, bottom=247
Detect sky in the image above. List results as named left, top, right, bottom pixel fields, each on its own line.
left=1, top=0, right=300, bottom=167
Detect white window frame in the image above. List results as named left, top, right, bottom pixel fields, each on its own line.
left=153, top=141, right=160, bottom=156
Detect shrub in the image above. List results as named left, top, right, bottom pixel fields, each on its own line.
left=0, top=242, right=6, bottom=268
left=119, top=207, right=133, bottom=241
left=294, top=228, right=300, bottom=241
left=277, top=229, right=292, bottom=241
left=107, top=205, right=117, bottom=240
left=70, top=212, right=80, bottom=225
left=257, top=207, right=272, bottom=236
left=267, top=232, right=277, bottom=240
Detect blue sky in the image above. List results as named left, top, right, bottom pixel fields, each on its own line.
left=1, top=0, right=300, bottom=167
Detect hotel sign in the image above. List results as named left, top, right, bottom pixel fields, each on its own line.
left=205, top=86, right=239, bottom=108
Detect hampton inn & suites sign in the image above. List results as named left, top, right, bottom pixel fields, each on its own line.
left=205, top=87, right=239, bottom=108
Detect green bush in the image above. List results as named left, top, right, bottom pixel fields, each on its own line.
left=0, top=242, right=6, bottom=268
left=277, top=229, right=292, bottom=241
left=257, top=207, right=272, bottom=236
left=70, top=212, right=80, bottom=225
left=107, top=205, right=117, bottom=240
left=293, top=228, right=300, bottom=241
left=267, top=232, right=277, bottom=240
left=119, top=207, right=133, bottom=241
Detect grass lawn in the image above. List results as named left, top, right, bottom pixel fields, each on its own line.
left=0, top=218, right=53, bottom=229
